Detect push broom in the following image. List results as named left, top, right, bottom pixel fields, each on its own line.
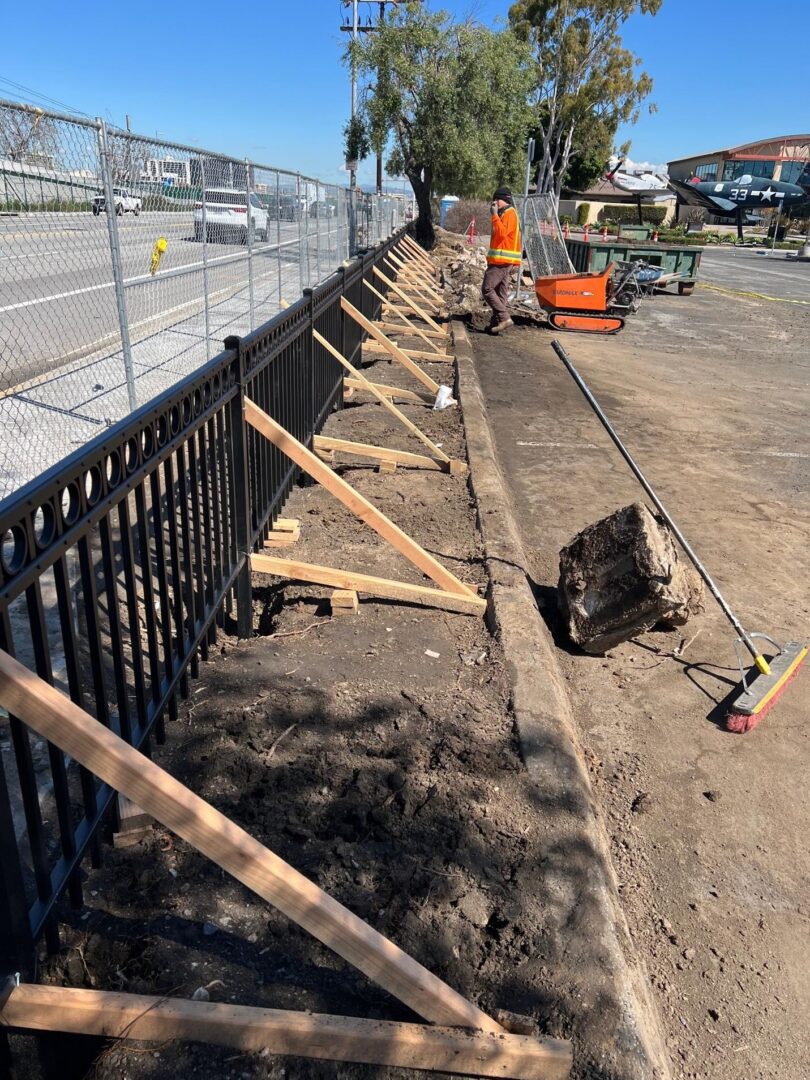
left=551, top=340, right=808, bottom=733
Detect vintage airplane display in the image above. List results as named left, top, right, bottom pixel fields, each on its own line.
left=669, top=172, right=809, bottom=237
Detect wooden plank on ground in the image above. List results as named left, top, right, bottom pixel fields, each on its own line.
left=343, top=377, right=435, bottom=406
left=373, top=268, right=445, bottom=334
left=375, top=321, right=448, bottom=341
left=244, top=398, right=474, bottom=597
left=0, top=651, right=494, bottom=1030
left=362, top=341, right=453, bottom=364
left=314, top=434, right=465, bottom=475
left=312, top=330, right=448, bottom=461
left=252, top=555, right=485, bottom=615
left=1, top=985, right=571, bottom=1080
left=340, top=298, right=440, bottom=394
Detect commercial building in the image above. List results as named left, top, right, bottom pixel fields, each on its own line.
left=667, top=135, right=809, bottom=186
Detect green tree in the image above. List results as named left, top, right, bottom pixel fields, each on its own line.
left=349, top=2, right=534, bottom=245
left=509, top=0, right=661, bottom=199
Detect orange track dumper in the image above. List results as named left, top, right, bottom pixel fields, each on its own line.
left=534, top=264, right=625, bottom=334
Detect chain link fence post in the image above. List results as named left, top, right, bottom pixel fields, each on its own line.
left=244, top=159, right=256, bottom=331
left=97, top=118, right=137, bottom=411
left=275, top=170, right=283, bottom=309
left=200, top=156, right=212, bottom=359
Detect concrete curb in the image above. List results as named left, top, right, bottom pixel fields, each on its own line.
left=454, top=320, right=672, bottom=1080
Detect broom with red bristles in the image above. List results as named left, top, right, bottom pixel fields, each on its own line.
left=551, top=341, right=808, bottom=732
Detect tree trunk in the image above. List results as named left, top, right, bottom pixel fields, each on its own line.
left=408, top=166, right=435, bottom=248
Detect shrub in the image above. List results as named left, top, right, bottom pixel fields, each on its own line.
left=576, top=203, right=590, bottom=226
left=443, top=199, right=492, bottom=237
left=560, top=214, right=573, bottom=225
left=597, top=204, right=667, bottom=226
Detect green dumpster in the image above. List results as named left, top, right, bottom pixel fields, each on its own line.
left=566, top=237, right=703, bottom=295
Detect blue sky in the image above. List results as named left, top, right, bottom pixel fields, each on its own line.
left=2, top=1, right=808, bottom=189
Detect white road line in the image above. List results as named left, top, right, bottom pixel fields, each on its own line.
left=0, top=250, right=63, bottom=261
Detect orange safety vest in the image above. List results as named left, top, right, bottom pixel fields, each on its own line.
left=487, top=205, right=522, bottom=266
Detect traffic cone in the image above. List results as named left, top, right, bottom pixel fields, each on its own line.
left=652, top=229, right=659, bottom=242
left=583, top=224, right=589, bottom=241
left=563, top=222, right=570, bottom=239
left=601, top=226, right=608, bottom=241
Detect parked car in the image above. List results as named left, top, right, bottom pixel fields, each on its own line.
left=92, top=188, right=141, bottom=216
left=193, top=189, right=269, bottom=243
left=268, top=194, right=304, bottom=221
left=309, top=199, right=337, bottom=218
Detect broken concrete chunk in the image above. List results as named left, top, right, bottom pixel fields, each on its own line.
left=558, top=502, right=704, bottom=654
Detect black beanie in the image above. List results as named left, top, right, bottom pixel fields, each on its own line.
left=492, top=186, right=513, bottom=202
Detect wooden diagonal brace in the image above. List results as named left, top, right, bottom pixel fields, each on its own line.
left=244, top=398, right=474, bottom=598
left=340, top=297, right=440, bottom=394
left=388, top=250, right=442, bottom=295
left=0, top=651, right=493, bottom=1030
left=401, top=235, right=439, bottom=277
left=373, top=267, right=445, bottom=334
left=375, top=322, right=449, bottom=341
left=1, top=985, right=571, bottom=1079
left=363, top=278, right=444, bottom=355
left=383, top=260, right=442, bottom=310
left=252, top=555, right=484, bottom=615
left=312, top=330, right=449, bottom=460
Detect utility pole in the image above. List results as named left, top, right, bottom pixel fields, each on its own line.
left=340, top=1, right=408, bottom=194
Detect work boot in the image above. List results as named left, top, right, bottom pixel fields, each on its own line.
left=490, top=317, right=514, bottom=334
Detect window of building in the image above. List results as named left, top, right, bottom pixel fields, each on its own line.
left=780, top=160, right=808, bottom=185
left=694, top=163, right=718, bottom=180
left=722, top=159, right=775, bottom=181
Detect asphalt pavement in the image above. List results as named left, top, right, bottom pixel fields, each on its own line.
left=697, top=245, right=810, bottom=302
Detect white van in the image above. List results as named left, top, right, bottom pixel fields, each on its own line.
left=193, top=189, right=268, bottom=244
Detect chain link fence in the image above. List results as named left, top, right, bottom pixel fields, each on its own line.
left=0, top=99, right=407, bottom=502
left=514, top=194, right=574, bottom=279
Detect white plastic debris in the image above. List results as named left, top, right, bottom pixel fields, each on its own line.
left=424, top=649, right=441, bottom=659
left=433, top=385, right=457, bottom=410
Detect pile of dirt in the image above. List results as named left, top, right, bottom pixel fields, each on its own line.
left=17, top=351, right=589, bottom=1080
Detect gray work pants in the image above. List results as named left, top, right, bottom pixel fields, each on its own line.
left=482, top=264, right=512, bottom=322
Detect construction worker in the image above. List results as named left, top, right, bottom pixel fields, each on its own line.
left=483, top=186, right=521, bottom=333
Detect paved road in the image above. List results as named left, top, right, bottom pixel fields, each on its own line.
left=698, top=245, right=810, bottom=302
left=471, top=275, right=809, bottom=1080
left=0, top=209, right=351, bottom=499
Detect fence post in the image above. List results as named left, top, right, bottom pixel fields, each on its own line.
left=315, top=181, right=322, bottom=284
left=97, top=118, right=137, bottom=412
left=0, top=758, right=34, bottom=981
left=245, top=159, right=256, bottom=332
left=275, top=170, right=282, bottom=310
left=200, top=156, right=212, bottom=360
left=223, top=336, right=253, bottom=638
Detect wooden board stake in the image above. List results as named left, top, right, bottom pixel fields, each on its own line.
left=252, top=555, right=485, bottom=616
left=312, top=330, right=447, bottom=460
left=376, top=322, right=449, bottom=341
left=338, top=299, right=440, bottom=395
left=0, top=985, right=571, bottom=1080
left=0, top=651, right=493, bottom=1030
left=244, top=399, right=473, bottom=599
left=378, top=459, right=397, bottom=474
left=263, top=523, right=301, bottom=548
left=331, top=589, right=359, bottom=616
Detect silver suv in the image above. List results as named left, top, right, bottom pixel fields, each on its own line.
left=193, top=189, right=268, bottom=244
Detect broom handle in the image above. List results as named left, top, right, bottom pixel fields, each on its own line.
left=551, top=340, right=766, bottom=668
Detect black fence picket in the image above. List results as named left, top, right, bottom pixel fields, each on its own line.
left=0, top=229, right=403, bottom=982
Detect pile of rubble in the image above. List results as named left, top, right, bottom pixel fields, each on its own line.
left=430, top=227, right=491, bottom=323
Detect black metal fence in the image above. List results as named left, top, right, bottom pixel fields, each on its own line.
left=0, top=229, right=403, bottom=981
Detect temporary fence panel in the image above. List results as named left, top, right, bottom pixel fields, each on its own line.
left=0, top=98, right=404, bottom=505
left=514, top=194, right=575, bottom=279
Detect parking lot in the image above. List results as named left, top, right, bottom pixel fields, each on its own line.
left=697, top=244, right=810, bottom=303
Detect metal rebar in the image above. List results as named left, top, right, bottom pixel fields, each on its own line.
left=550, top=339, right=762, bottom=663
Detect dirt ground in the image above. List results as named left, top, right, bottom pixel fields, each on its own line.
left=14, top=349, right=582, bottom=1079
left=470, top=279, right=810, bottom=1080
